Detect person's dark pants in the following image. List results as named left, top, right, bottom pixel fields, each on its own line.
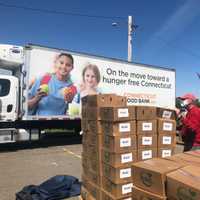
left=183, top=129, right=196, bottom=152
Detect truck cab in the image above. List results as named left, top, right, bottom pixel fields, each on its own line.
left=0, top=44, right=23, bottom=122
left=0, top=75, right=19, bottom=121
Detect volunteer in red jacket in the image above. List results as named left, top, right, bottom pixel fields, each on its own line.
left=178, top=93, right=200, bottom=151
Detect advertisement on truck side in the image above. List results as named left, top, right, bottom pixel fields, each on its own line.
left=24, top=45, right=175, bottom=120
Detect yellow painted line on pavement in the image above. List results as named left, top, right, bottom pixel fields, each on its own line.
left=63, top=148, right=82, bottom=159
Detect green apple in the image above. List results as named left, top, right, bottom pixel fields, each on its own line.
left=40, top=84, right=49, bottom=94
left=68, top=103, right=80, bottom=116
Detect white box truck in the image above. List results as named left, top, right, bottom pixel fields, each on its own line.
left=0, top=44, right=176, bottom=143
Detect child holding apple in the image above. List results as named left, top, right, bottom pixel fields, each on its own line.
left=28, top=53, right=77, bottom=116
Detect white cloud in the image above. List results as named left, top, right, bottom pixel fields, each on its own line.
left=143, top=1, right=200, bottom=55
left=154, top=0, right=200, bottom=40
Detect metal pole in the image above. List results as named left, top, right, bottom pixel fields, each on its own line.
left=128, top=16, right=133, bottom=62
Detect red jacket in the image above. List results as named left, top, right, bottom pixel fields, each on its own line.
left=182, top=105, right=200, bottom=146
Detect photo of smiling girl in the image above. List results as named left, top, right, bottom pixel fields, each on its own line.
left=80, top=63, right=101, bottom=98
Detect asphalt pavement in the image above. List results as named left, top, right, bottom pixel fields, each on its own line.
left=0, top=136, right=82, bottom=200
left=0, top=136, right=183, bottom=200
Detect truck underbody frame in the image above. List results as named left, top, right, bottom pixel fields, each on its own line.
left=0, top=119, right=81, bottom=143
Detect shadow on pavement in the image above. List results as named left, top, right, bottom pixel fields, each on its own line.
left=0, top=132, right=82, bottom=152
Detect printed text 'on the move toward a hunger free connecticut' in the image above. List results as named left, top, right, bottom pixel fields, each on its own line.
left=102, top=67, right=172, bottom=89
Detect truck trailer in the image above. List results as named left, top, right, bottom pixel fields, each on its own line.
left=0, top=44, right=176, bottom=143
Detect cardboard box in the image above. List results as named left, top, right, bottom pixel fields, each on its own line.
left=100, top=107, right=135, bottom=122
left=87, top=170, right=102, bottom=186
left=102, top=134, right=137, bottom=153
left=86, top=107, right=101, bottom=120
left=167, top=165, right=200, bottom=200
left=137, top=134, right=157, bottom=149
left=157, top=118, right=176, bottom=134
left=102, top=176, right=133, bottom=198
left=132, top=158, right=183, bottom=196
left=82, top=163, right=102, bottom=185
left=82, top=153, right=90, bottom=170
left=128, top=106, right=136, bottom=120
left=90, top=158, right=102, bottom=173
left=184, top=150, right=200, bottom=158
left=115, top=95, right=128, bottom=107
left=82, top=131, right=87, bottom=145
left=81, top=119, right=88, bottom=131
left=132, top=186, right=167, bottom=200
left=137, top=120, right=157, bottom=135
left=82, top=165, right=90, bottom=179
left=165, top=153, right=200, bottom=166
left=102, top=150, right=137, bottom=167
left=81, top=94, right=108, bottom=107
left=82, top=153, right=102, bottom=174
left=102, top=189, right=133, bottom=200
left=82, top=176, right=101, bottom=200
left=137, top=148, right=157, bottom=161
left=82, top=145, right=101, bottom=163
left=87, top=120, right=103, bottom=133
left=82, top=106, right=88, bottom=119
left=158, top=133, right=176, bottom=148
left=136, top=106, right=157, bottom=120
left=82, top=132, right=102, bottom=147
left=81, top=186, right=96, bottom=200
left=102, top=163, right=133, bottom=184
left=158, top=148, right=175, bottom=158
left=82, top=94, right=126, bottom=107
left=82, top=143, right=89, bottom=155
left=101, top=121, right=136, bottom=136
left=157, top=107, right=176, bottom=120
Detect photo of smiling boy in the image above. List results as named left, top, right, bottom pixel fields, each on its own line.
left=28, top=53, right=77, bottom=116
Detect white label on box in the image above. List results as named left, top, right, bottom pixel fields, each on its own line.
left=163, top=136, right=172, bottom=144
left=142, top=150, right=152, bottom=160
left=124, top=198, right=132, bottom=200
left=122, top=183, right=133, bottom=194
left=162, top=111, right=172, bottom=119
left=162, top=150, right=172, bottom=157
left=163, top=122, right=173, bottom=131
left=118, top=108, right=129, bottom=118
left=120, top=168, right=131, bottom=178
left=142, top=137, right=152, bottom=145
left=121, top=153, right=133, bottom=163
left=142, top=123, right=152, bottom=131
left=119, top=123, right=130, bottom=132
left=120, top=138, right=131, bottom=147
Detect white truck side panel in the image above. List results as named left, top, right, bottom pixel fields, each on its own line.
left=22, top=45, right=175, bottom=120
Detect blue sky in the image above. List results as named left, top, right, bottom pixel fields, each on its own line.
left=0, top=0, right=200, bottom=98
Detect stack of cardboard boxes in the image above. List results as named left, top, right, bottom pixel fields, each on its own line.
left=81, top=94, right=177, bottom=200
left=136, top=106, right=157, bottom=161
left=82, top=94, right=135, bottom=200
left=157, top=108, right=177, bottom=158
left=132, top=152, right=200, bottom=199
left=166, top=151, right=200, bottom=200
left=81, top=94, right=113, bottom=200
left=136, top=106, right=176, bottom=161
left=132, top=158, right=182, bottom=199
left=100, top=101, right=136, bottom=199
